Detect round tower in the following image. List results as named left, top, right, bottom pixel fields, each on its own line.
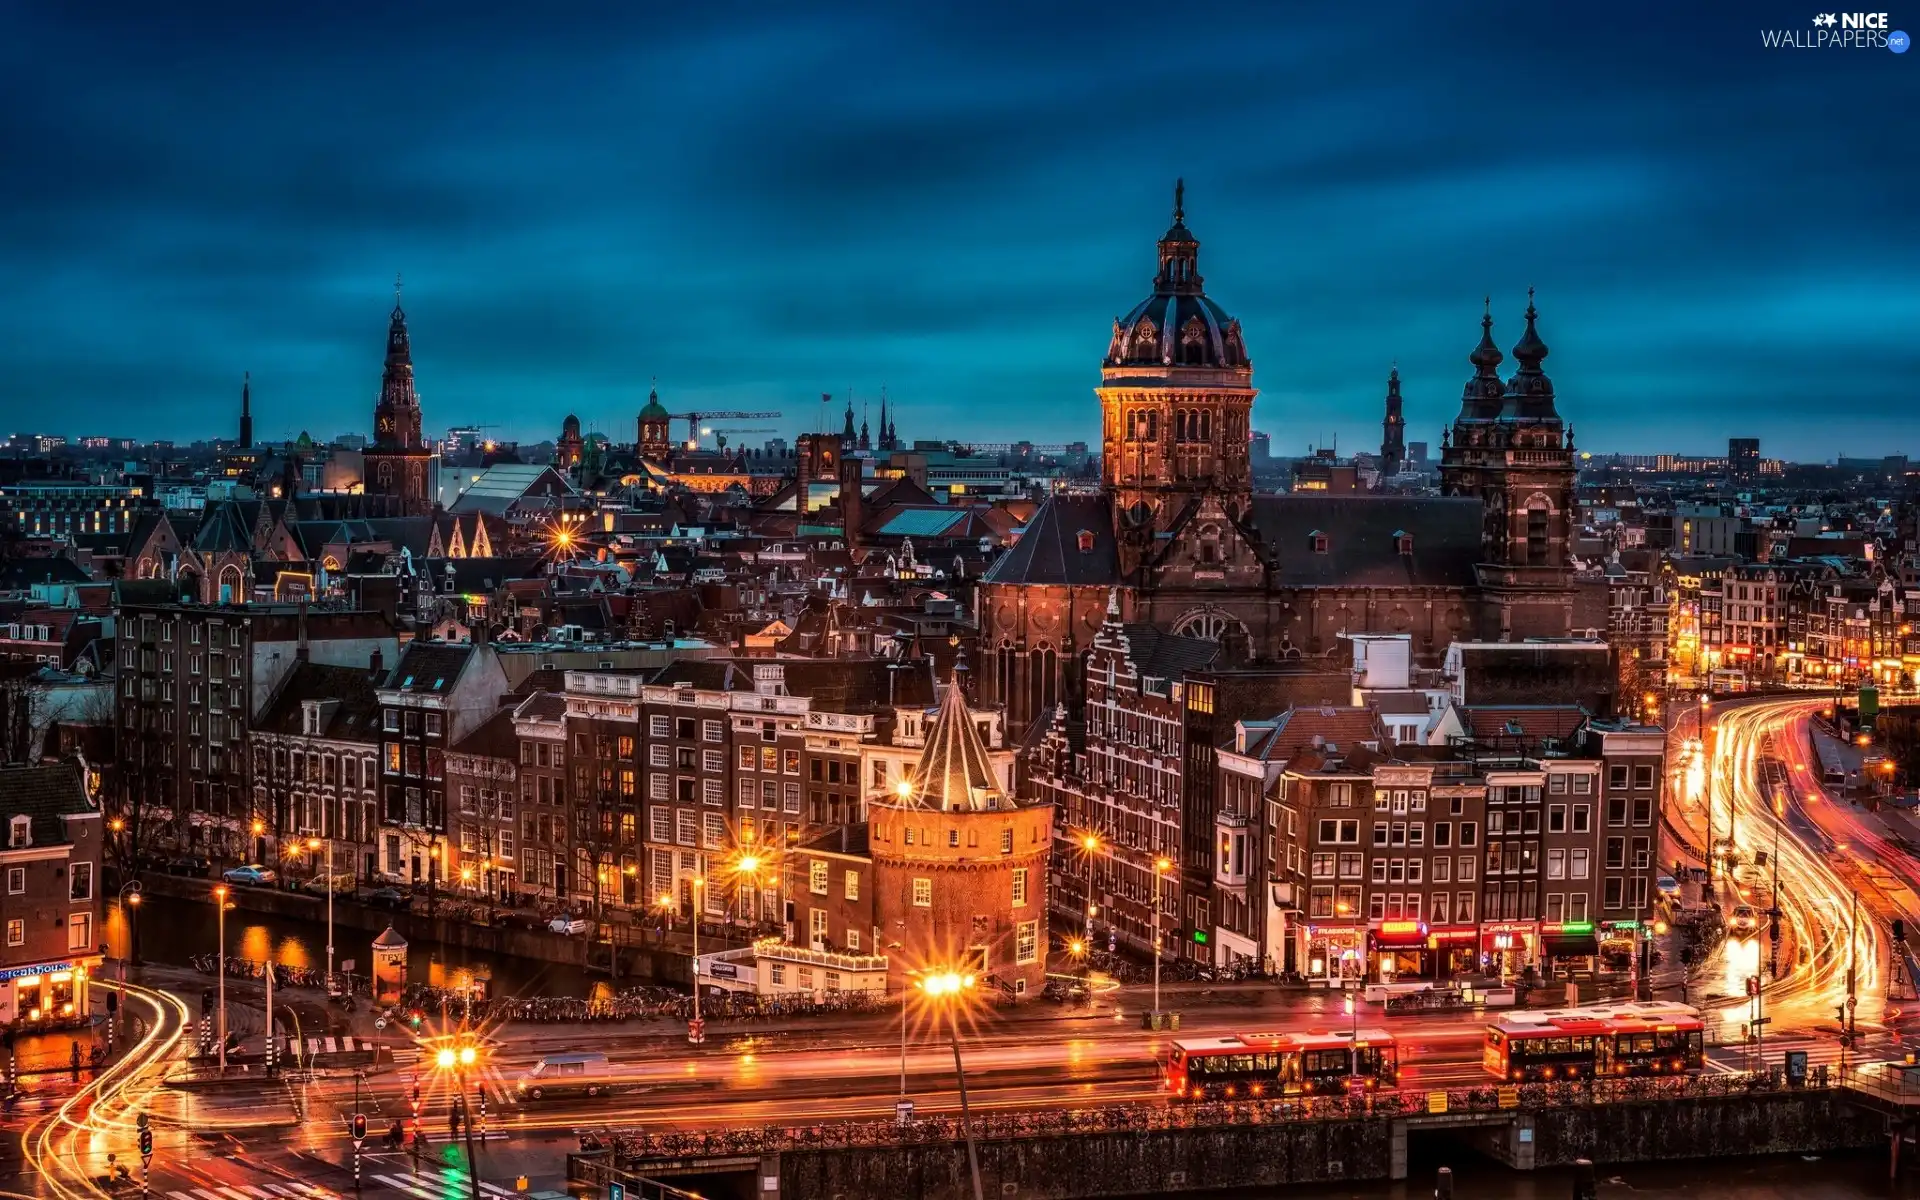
left=870, top=670, right=1054, bottom=995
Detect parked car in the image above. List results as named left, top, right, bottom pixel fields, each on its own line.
left=167, top=855, right=213, bottom=877
left=363, top=886, right=408, bottom=909
left=302, top=872, right=357, bottom=896
left=222, top=864, right=278, bottom=887
left=549, top=916, right=592, bottom=936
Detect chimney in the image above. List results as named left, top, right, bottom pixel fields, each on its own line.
left=369, top=647, right=384, bottom=677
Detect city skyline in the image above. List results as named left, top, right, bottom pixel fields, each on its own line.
left=1, top=1, right=1911, bottom=456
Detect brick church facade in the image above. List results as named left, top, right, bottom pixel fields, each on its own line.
left=977, top=184, right=1596, bottom=735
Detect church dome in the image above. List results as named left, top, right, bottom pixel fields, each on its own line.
left=562, top=414, right=581, bottom=437
left=1103, top=180, right=1249, bottom=371
left=639, top=384, right=669, bottom=421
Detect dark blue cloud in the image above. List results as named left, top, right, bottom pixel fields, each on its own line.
left=0, top=0, right=1912, bottom=458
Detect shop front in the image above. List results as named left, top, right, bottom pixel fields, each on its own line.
left=0, top=956, right=103, bottom=1030
left=1539, top=920, right=1600, bottom=978
left=1597, top=919, right=1645, bottom=975
left=1480, top=921, right=1539, bottom=982
left=1306, top=923, right=1365, bottom=986
left=1369, top=919, right=1432, bottom=981
left=1426, top=926, right=1481, bottom=977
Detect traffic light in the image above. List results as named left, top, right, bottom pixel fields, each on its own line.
left=201, top=990, right=213, bottom=1017
left=350, top=1113, right=367, bottom=1143
left=448, top=1104, right=463, bottom=1138
left=409, top=1082, right=421, bottom=1114
left=138, top=1126, right=152, bottom=1158
left=1896, top=918, right=1907, bottom=943
left=409, top=1010, right=423, bottom=1030
left=1746, top=976, right=1759, bottom=997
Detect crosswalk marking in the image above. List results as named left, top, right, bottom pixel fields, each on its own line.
left=372, top=1173, right=517, bottom=1199
left=171, top=1184, right=333, bottom=1200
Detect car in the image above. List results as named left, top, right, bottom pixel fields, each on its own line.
left=1656, top=874, right=1681, bottom=898
left=1728, top=904, right=1761, bottom=938
left=223, top=864, right=278, bottom=886
left=362, top=886, right=409, bottom=909
left=549, top=916, right=592, bottom=936
left=303, top=872, right=358, bottom=896
left=167, top=855, right=213, bottom=877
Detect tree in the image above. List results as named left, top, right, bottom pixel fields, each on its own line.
left=0, top=676, right=42, bottom=764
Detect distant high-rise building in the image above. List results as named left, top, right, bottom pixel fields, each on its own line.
left=1728, top=437, right=1760, bottom=481
left=1250, top=431, right=1271, bottom=462
left=1408, top=440, right=1429, bottom=466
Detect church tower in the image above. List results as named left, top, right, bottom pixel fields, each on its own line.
left=1439, top=292, right=1577, bottom=637
left=1096, top=181, right=1255, bottom=570
left=1379, top=366, right=1405, bottom=481
left=362, top=279, right=434, bottom=515
left=637, top=383, right=672, bottom=461
left=238, top=372, right=253, bottom=449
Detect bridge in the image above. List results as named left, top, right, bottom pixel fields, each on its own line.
left=569, top=1066, right=1905, bottom=1200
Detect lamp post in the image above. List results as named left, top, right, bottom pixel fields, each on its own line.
left=687, top=877, right=706, bottom=1045
left=213, top=884, right=230, bottom=1074
left=308, top=837, right=335, bottom=989
left=734, top=851, right=763, bottom=929
left=1151, top=855, right=1172, bottom=1022
left=114, top=881, right=141, bottom=1051
left=436, top=1043, right=483, bottom=1200
left=1080, top=833, right=1101, bottom=948
left=1700, top=695, right=1715, bottom=899
left=918, top=971, right=984, bottom=1200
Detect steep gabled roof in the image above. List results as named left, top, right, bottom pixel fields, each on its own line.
left=979, top=494, right=1119, bottom=586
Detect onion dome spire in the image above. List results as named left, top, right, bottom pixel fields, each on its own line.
left=1510, top=286, right=1549, bottom=372
left=1502, top=287, right=1561, bottom=422
left=1457, top=296, right=1504, bottom=421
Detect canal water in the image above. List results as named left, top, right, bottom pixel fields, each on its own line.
left=106, top=893, right=601, bottom=1000
left=1144, top=1150, right=1920, bottom=1198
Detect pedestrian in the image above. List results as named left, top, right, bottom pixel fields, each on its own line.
left=68, top=1041, right=80, bottom=1078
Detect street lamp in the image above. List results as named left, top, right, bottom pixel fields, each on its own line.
left=212, top=884, right=231, bottom=1073
left=308, top=837, right=335, bottom=990
left=1700, top=695, right=1715, bottom=899
left=734, top=852, right=763, bottom=928
left=917, top=970, right=984, bottom=1200
left=1079, top=833, right=1101, bottom=948
left=1151, top=855, right=1173, bottom=1022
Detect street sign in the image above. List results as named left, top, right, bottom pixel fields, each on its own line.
left=895, top=1099, right=914, bottom=1125
left=374, top=1018, right=387, bottom=1030
left=609, top=1184, right=625, bottom=1200
left=1426, top=1091, right=1448, bottom=1114
left=1497, top=1086, right=1519, bottom=1109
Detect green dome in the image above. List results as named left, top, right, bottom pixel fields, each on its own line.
left=639, top=384, right=669, bottom=420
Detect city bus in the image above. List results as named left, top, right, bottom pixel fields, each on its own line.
left=1163, top=1030, right=1398, bottom=1100
left=1482, top=1003, right=1706, bottom=1082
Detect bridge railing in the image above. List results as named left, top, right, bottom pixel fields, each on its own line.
left=591, top=1067, right=1831, bottom=1164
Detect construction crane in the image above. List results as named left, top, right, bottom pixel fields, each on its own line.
left=668, top=411, right=781, bottom=449
left=705, top=427, right=777, bottom=451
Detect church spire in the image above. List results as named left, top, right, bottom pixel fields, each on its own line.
left=878, top=388, right=890, bottom=451
left=238, top=371, right=253, bottom=448
left=373, top=275, right=422, bottom=450
left=1456, top=296, right=1505, bottom=422
left=841, top=391, right=857, bottom=448
left=1380, top=364, right=1405, bottom=481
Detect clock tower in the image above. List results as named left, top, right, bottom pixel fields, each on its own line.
left=363, top=279, right=434, bottom=515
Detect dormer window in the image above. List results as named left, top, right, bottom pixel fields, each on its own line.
left=1395, top=531, right=1414, bottom=555
left=1309, top=530, right=1329, bottom=554
left=8, top=816, right=29, bottom=849
left=1076, top=529, right=1096, bottom=554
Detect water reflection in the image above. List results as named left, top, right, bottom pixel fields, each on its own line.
left=122, top=894, right=597, bottom=999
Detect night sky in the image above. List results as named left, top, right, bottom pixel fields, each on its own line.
left=1, top=1, right=1912, bottom=458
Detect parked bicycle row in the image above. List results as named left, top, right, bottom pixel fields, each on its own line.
left=187, top=954, right=364, bottom=995
left=386, top=982, right=895, bottom=1026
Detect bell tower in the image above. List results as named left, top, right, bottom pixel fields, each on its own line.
left=1440, top=291, right=1577, bottom=637
left=362, top=277, right=434, bottom=515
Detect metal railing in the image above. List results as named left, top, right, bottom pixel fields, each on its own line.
left=1838, top=1062, right=1920, bottom=1105
left=591, top=1068, right=1831, bottom=1163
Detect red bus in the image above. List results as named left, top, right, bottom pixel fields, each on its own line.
left=1483, top=1003, right=1705, bottom=1082
left=1164, top=1029, right=1398, bottom=1100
